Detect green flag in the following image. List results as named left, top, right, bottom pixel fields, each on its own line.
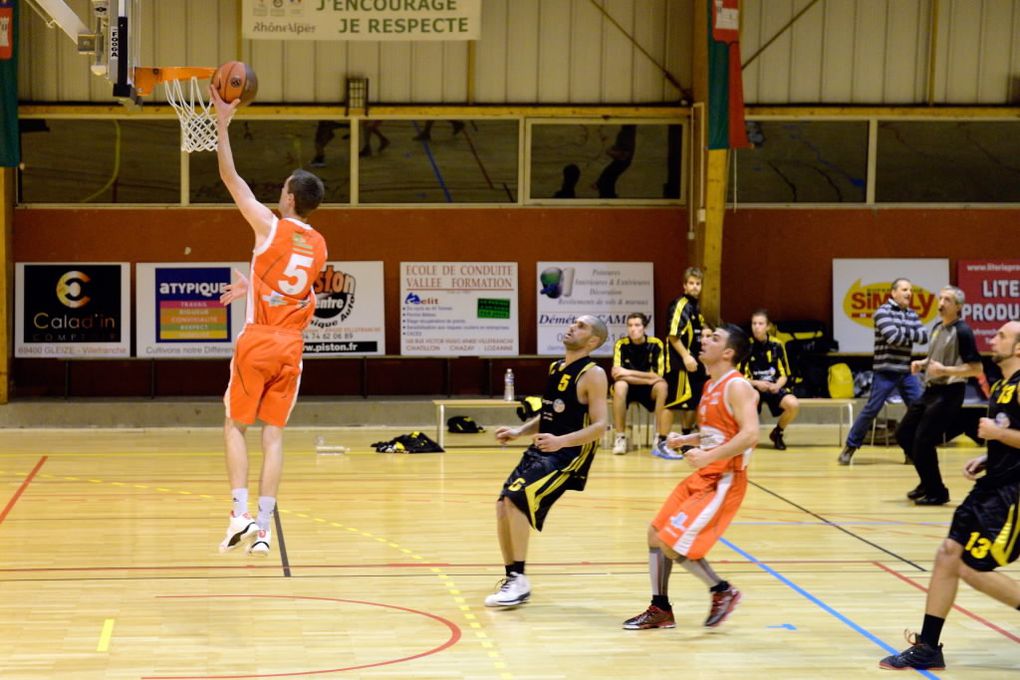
left=0, top=0, right=18, bottom=167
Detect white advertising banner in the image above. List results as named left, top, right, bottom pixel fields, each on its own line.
left=136, top=263, right=248, bottom=358
left=832, top=259, right=949, bottom=353
left=400, top=262, right=517, bottom=356
left=16, top=263, right=131, bottom=357
left=305, top=261, right=386, bottom=355
left=536, top=262, right=655, bottom=357
left=243, top=0, right=481, bottom=41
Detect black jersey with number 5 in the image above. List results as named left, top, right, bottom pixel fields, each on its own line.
left=540, top=358, right=597, bottom=437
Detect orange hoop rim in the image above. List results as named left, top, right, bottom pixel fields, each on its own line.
left=133, top=67, right=217, bottom=97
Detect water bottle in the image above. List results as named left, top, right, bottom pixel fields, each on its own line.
left=504, top=368, right=515, bottom=401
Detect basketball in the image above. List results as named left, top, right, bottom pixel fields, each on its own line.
left=212, top=61, right=258, bottom=106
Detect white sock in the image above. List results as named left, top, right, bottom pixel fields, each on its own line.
left=231, top=488, right=248, bottom=517
left=257, top=496, right=276, bottom=531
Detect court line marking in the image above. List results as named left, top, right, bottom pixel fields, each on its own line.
left=720, top=538, right=940, bottom=679
left=872, top=561, right=1020, bottom=643
left=412, top=121, right=454, bottom=202
left=273, top=505, right=291, bottom=577
left=0, top=456, right=47, bottom=525
left=97, top=618, right=115, bottom=652
left=749, top=479, right=927, bottom=571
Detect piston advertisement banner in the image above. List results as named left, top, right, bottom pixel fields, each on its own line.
left=536, top=262, right=655, bottom=357
left=16, top=263, right=130, bottom=357
left=957, top=259, right=1020, bottom=352
left=832, top=258, right=948, bottom=353
left=305, top=261, right=385, bottom=355
left=242, top=0, right=481, bottom=41
left=136, top=263, right=248, bottom=357
left=400, top=262, right=517, bottom=356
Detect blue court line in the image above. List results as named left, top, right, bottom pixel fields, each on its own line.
left=411, top=122, right=453, bottom=203
left=720, top=537, right=940, bottom=679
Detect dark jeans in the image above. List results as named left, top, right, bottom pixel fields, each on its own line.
left=846, top=370, right=923, bottom=448
left=896, top=382, right=966, bottom=497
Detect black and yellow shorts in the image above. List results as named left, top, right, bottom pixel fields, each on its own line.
left=499, top=445, right=589, bottom=531
left=948, top=481, right=1020, bottom=572
left=665, top=366, right=706, bottom=411
left=758, top=387, right=794, bottom=417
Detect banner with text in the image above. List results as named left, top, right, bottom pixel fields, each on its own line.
left=400, top=262, right=517, bottom=356
left=136, top=263, right=247, bottom=358
left=305, top=261, right=386, bottom=355
left=243, top=0, right=481, bottom=41
left=536, top=262, right=655, bottom=357
left=957, top=259, right=1020, bottom=352
left=16, top=263, right=130, bottom=357
left=833, top=259, right=948, bottom=353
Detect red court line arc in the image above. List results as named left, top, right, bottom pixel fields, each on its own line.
left=143, top=594, right=461, bottom=679
left=872, top=561, right=1020, bottom=643
left=0, top=456, right=47, bottom=525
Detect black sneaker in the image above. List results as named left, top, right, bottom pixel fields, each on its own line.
left=914, top=493, right=950, bottom=506
left=879, top=632, right=945, bottom=670
left=769, top=426, right=787, bottom=450
left=838, top=446, right=857, bottom=465
left=906, top=485, right=926, bottom=501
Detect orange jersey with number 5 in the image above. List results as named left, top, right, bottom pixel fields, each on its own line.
left=247, top=217, right=327, bottom=331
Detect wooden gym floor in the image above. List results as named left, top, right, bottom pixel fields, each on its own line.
left=0, top=426, right=1017, bottom=679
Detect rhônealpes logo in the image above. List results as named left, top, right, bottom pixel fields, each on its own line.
left=842, top=279, right=938, bottom=328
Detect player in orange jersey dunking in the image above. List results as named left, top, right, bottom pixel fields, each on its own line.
left=210, top=87, right=328, bottom=556
left=623, top=323, right=758, bottom=630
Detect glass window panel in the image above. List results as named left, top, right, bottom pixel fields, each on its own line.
left=190, top=120, right=351, bottom=204
left=19, top=119, right=180, bottom=203
left=731, top=121, right=868, bottom=203
left=358, top=120, right=518, bottom=203
left=530, top=123, right=682, bottom=200
left=876, top=121, right=1020, bottom=203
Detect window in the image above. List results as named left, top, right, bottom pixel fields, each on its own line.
left=876, top=121, right=1020, bottom=203
left=530, top=123, right=682, bottom=201
left=731, top=121, right=868, bottom=203
left=358, top=120, right=519, bottom=204
left=19, top=119, right=180, bottom=203
left=189, top=120, right=351, bottom=204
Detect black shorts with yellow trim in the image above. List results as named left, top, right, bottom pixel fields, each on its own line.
left=614, top=383, right=657, bottom=412
left=499, top=443, right=595, bottom=531
left=948, top=480, right=1020, bottom=572
left=757, top=386, right=793, bottom=417
left=664, top=366, right=706, bottom=411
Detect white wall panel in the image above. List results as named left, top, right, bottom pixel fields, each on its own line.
left=852, top=0, right=888, bottom=101
left=379, top=43, right=413, bottom=102
left=506, top=0, right=540, bottom=102
left=789, top=0, right=825, bottom=102
left=942, top=0, right=982, bottom=102
left=978, top=0, right=1014, bottom=102
left=570, top=0, right=605, bottom=102
left=537, top=0, right=572, bottom=102
left=633, top=0, right=669, bottom=101
left=881, top=0, right=925, bottom=103
left=602, top=0, right=635, bottom=101
left=475, top=0, right=509, bottom=102
left=442, top=43, right=469, bottom=102
left=819, top=0, right=857, bottom=102
left=411, top=42, right=445, bottom=102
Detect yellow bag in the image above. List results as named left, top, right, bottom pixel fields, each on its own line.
left=827, top=363, right=854, bottom=399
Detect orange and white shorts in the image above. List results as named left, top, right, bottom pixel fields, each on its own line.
left=225, top=325, right=304, bottom=427
left=652, top=468, right=747, bottom=560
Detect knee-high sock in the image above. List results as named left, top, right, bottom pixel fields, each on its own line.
left=649, top=547, right=672, bottom=596
left=676, top=556, right=723, bottom=588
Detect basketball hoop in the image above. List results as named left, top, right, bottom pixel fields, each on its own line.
left=134, top=67, right=218, bottom=153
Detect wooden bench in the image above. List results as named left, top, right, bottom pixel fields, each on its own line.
left=794, top=398, right=855, bottom=446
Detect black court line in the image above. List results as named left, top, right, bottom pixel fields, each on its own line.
left=273, top=506, right=292, bottom=577
left=749, top=479, right=927, bottom=572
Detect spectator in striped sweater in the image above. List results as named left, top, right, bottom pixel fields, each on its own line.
left=839, top=279, right=929, bottom=465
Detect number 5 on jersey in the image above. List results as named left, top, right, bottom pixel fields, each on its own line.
left=280, top=254, right=314, bottom=295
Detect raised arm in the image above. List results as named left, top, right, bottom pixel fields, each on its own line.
left=210, top=87, right=275, bottom=245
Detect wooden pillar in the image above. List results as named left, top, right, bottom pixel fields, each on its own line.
left=0, top=168, right=14, bottom=403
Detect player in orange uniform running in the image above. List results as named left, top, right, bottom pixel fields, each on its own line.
left=623, top=323, right=758, bottom=629
left=211, top=87, right=328, bottom=556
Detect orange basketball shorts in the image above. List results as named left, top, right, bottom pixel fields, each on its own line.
left=224, top=325, right=304, bottom=427
left=652, top=468, right=747, bottom=560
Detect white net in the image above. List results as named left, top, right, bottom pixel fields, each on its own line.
left=164, top=76, right=218, bottom=153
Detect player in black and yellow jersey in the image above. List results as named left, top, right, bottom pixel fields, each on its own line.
left=880, top=321, right=1020, bottom=671
left=743, top=310, right=800, bottom=450
left=658, top=267, right=707, bottom=459
left=611, top=313, right=668, bottom=454
left=486, top=315, right=609, bottom=608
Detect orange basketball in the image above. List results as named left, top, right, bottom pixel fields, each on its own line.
left=212, top=61, right=257, bottom=106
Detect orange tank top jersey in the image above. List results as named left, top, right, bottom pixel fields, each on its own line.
left=247, top=217, right=328, bottom=331
left=696, top=369, right=756, bottom=474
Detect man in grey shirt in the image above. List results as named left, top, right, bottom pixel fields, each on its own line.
left=897, top=286, right=984, bottom=505
left=839, top=279, right=928, bottom=465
